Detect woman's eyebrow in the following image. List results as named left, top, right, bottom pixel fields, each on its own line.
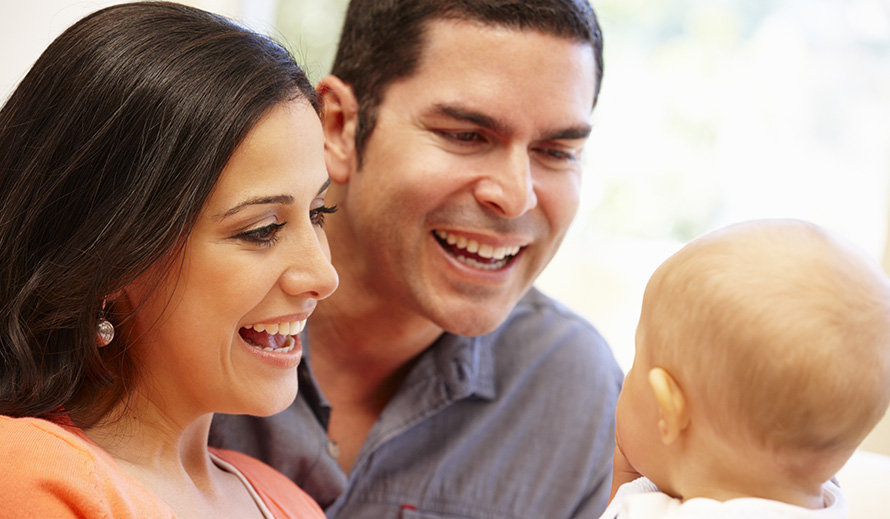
left=215, top=178, right=331, bottom=220
left=216, top=195, right=294, bottom=220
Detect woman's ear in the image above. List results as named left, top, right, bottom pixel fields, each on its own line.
left=648, top=367, right=689, bottom=445
left=317, top=75, right=359, bottom=184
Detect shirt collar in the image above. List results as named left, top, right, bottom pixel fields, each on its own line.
left=431, top=332, right=496, bottom=402
left=298, top=325, right=498, bottom=428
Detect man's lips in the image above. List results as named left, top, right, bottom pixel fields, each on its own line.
left=433, top=230, right=524, bottom=271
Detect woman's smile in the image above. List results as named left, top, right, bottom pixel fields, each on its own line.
left=240, top=318, right=308, bottom=352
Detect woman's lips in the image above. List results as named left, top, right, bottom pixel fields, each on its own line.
left=239, top=319, right=307, bottom=352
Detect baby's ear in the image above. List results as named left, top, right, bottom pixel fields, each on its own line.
left=648, top=367, right=689, bottom=445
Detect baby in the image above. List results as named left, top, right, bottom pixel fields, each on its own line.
left=602, top=219, right=890, bottom=518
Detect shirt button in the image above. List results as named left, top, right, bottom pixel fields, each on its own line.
left=327, top=439, right=340, bottom=458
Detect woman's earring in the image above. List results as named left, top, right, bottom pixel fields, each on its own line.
left=97, top=299, right=115, bottom=347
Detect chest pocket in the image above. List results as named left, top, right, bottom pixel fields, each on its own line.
left=398, top=505, right=516, bottom=519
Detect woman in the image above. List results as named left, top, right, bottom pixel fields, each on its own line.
left=0, top=2, right=337, bottom=517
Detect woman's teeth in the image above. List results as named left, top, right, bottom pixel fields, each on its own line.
left=240, top=319, right=306, bottom=352
left=244, top=319, right=306, bottom=336
left=434, top=230, right=521, bottom=260
left=258, top=335, right=296, bottom=353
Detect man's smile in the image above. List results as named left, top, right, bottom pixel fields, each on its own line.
left=433, top=230, right=524, bottom=271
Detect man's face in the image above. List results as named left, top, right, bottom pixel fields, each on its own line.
left=337, top=19, right=598, bottom=335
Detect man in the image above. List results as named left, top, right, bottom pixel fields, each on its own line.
left=211, top=1, right=623, bottom=517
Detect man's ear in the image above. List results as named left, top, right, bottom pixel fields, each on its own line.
left=648, top=367, right=689, bottom=445
left=317, top=75, right=359, bottom=184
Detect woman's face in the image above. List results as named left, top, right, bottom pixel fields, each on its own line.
left=122, top=100, right=338, bottom=421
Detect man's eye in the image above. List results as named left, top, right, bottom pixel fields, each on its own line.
left=310, top=204, right=338, bottom=227
left=547, top=149, right=573, bottom=160
left=234, top=222, right=286, bottom=247
left=535, top=147, right=577, bottom=163
left=438, top=130, right=483, bottom=144
left=451, top=132, right=480, bottom=142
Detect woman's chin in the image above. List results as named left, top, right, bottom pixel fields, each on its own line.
left=221, top=375, right=299, bottom=418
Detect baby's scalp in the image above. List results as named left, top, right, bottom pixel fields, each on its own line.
left=644, top=219, right=890, bottom=459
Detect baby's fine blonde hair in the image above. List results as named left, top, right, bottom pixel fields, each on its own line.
left=640, top=219, right=890, bottom=459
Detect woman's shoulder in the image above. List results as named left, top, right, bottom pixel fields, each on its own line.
left=0, top=414, right=94, bottom=461
left=0, top=415, right=175, bottom=518
left=210, top=447, right=325, bottom=518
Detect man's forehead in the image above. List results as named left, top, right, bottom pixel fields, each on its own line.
left=418, top=17, right=597, bottom=63
left=410, top=18, right=599, bottom=107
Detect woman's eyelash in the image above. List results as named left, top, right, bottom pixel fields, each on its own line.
left=311, top=204, right=338, bottom=227
left=235, top=222, right=286, bottom=246
left=233, top=204, right=336, bottom=245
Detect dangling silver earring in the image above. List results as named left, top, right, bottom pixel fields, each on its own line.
left=97, top=299, right=115, bottom=347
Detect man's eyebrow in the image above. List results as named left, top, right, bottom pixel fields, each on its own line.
left=432, top=104, right=512, bottom=135
left=540, top=124, right=592, bottom=142
left=433, top=103, right=591, bottom=142
left=216, top=195, right=294, bottom=219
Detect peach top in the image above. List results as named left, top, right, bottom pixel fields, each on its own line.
left=0, top=415, right=324, bottom=518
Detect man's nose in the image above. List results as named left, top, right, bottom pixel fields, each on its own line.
left=472, top=148, right=538, bottom=218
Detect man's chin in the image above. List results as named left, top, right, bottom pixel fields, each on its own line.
left=430, top=302, right=516, bottom=337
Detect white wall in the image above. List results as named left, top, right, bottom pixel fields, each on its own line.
left=0, top=0, right=278, bottom=101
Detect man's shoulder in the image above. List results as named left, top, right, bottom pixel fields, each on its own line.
left=510, top=286, right=604, bottom=331
left=469, top=287, right=624, bottom=405
left=487, top=287, right=619, bottom=368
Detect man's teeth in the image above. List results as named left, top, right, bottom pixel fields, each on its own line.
left=244, top=319, right=307, bottom=336
left=456, top=255, right=508, bottom=270
left=435, top=230, right=521, bottom=260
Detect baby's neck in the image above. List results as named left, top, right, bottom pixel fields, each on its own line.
left=671, top=416, right=859, bottom=509
left=678, top=472, right=826, bottom=509
left=673, top=438, right=834, bottom=510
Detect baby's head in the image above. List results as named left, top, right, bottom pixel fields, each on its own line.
left=617, top=219, right=890, bottom=502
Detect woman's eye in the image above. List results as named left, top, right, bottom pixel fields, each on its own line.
left=235, top=222, right=286, bottom=246
left=310, top=204, right=338, bottom=227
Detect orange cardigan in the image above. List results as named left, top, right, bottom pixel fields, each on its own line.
left=0, top=415, right=324, bottom=518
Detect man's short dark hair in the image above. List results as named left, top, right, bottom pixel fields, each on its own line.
left=330, top=0, right=604, bottom=162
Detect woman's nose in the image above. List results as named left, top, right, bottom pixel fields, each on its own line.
left=279, top=226, right=339, bottom=300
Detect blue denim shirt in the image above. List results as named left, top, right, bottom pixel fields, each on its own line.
left=211, top=288, right=623, bottom=519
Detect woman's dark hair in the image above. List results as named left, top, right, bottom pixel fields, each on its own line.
left=330, top=0, right=604, bottom=164
left=0, top=1, right=318, bottom=425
